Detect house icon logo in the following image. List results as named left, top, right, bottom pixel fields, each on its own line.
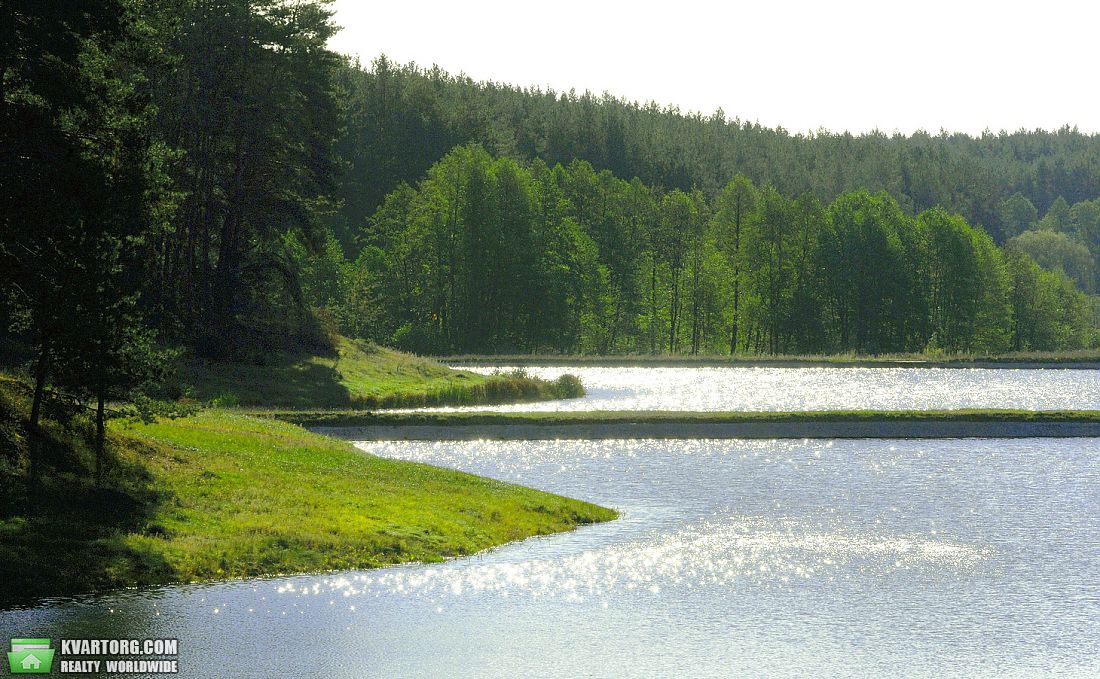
left=7, top=639, right=54, bottom=674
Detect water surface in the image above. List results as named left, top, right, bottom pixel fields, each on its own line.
left=3, top=437, right=1098, bottom=677
left=449, top=365, right=1100, bottom=411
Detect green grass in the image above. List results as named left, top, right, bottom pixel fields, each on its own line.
left=277, top=408, right=1100, bottom=428
left=0, top=377, right=615, bottom=605
left=176, top=336, right=583, bottom=409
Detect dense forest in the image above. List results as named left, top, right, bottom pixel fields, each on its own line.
left=322, top=58, right=1100, bottom=354
left=332, top=57, right=1100, bottom=249
left=322, top=144, right=1093, bottom=355
left=3, top=1, right=1100, bottom=431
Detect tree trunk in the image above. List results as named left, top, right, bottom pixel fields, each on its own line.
left=669, top=269, right=680, bottom=353
left=650, top=261, right=657, bottom=354
left=729, top=197, right=743, bottom=355
left=690, top=246, right=701, bottom=355
left=730, top=276, right=740, bottom=355
left=29, top=344, right=50, bottom=431
left=607, top=289, right=623, bottom=355
left=95, top=388, right=106, bottom=482
left=0, top=64, right=8, bottom=119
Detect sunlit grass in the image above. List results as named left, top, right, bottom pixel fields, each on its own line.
left=0, top=375, right=614, bottom=604
left=119, top=411, right=614, bottom=579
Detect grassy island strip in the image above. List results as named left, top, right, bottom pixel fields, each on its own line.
left=284, top=409, right=1100, bottom=442
left=276, top=409, right=1100, bottom=428
left=0, top=378, right=615, bottom=606
left=176, top=337, right=584, bottom=409
left=280, top=409, right=1100, bottom=442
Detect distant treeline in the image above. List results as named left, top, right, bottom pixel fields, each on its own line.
left=333, top=57, right=1100, bottom=248
left=305, top=144, right=1095, bottom=355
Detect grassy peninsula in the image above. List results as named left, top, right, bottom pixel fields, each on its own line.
left=176, top=337, right=584, bottom=409
left=0, top=377, right=614, bottom=606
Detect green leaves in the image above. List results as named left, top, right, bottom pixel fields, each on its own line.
left=352, top=143, right=1096, bottom=357
left=143, top=0, right=343, bottom=347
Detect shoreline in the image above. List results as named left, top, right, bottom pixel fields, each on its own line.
left=320, top=420, right=1100, bottom=441
left=439, top=357, right=1100, bottom=370
left=301, top=409, right=1100, bottom=440
left=283, top=409, right=1100, bottom=427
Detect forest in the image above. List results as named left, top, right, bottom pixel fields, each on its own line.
left=332, top=56, right=1100, bottom=249
left=336, top=145, right=1094, bottom=356
left=3, top=0, right=1100, bottom=429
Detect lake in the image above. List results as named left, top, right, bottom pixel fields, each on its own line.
left=3, top=436, right=1098, bottom=677
left=444, top=365, right=1100, bottom=411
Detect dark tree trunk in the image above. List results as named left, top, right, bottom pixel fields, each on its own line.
left=650, top=261, right=657, bottom=354
left=669, top=269, right=680, bottom=353
left=29, top=344, right=49, bottom=431
left=729, top=195, right=744, bottom=355
left=95, top=388, right=106, bottom=482
left=607, top=289, right=623, bottom=355
left=690, top=246, right=701, bottom=355
left=730, top=277, right=740, bottom=356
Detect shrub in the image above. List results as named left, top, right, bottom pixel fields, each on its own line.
left=344, top=370, right=585, bottom=409
left=552, top=373, right=585, bottom=399
left=210, top=391, right=239, bottom=407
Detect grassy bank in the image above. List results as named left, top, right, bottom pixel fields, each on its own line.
left=0, top=378, right=615, bottom=606
left=440, top=350, right=1100, bottom=368
left=177, top=336, right=583, bottom=408
left=279, top=408, right=1100, bottom=428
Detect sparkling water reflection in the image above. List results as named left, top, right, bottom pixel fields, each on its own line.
left=2, top=437, right=1098, bottom=678
left=440, top=365, right=1100, bottom=411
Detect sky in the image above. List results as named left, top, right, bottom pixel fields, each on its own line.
left=326, top=0, right=1099, bottom=136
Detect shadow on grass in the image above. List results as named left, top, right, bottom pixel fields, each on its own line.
left=184, top=358, right=353, bottom=408
left=171, top=338, right=588, bottom=411
left=0, top=392, right=176, bottom=608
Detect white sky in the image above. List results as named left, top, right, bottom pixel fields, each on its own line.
left=326, top=0, right=1099, bottom=136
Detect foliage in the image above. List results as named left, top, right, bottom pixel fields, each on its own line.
left=352, top=147, right=1096, bottom=355
left=137, top=0, right=343, bottom=353
left=0, top=0, right=173, bottom=455
left=552, top=373, right=586, bottom=399
left=334, top=57, right=1100, bottom=243
left=998, top=192, right=1038, bottom=239
left=126, top=394, right=202, bottom=423
left=1007, top=229, right=1096, bottom=293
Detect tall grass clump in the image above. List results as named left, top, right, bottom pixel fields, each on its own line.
left=349, top=371, right=585, bottom=409
left=551, top=373, right=585, bottom=398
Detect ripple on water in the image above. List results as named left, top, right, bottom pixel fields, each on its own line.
left=5, top=437, right=1098, bottom=679
left=273, top=516, right=991, bottom=605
